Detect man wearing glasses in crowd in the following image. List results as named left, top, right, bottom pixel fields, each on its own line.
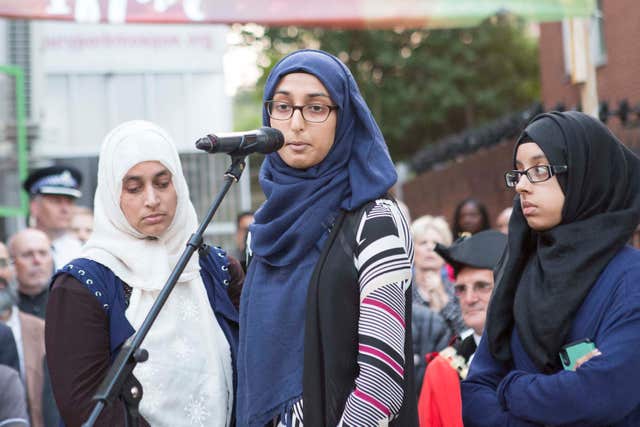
left=416, top=230, right=507, bottom=426
left=0, top=239, right=56, bottom=427
left=435, top=230, right=507, bottom=363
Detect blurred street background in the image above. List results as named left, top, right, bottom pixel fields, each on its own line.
left=0, top=0, right=638, bottom=247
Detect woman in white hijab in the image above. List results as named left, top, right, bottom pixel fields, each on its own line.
left=45, top=120, right=242, bottom=427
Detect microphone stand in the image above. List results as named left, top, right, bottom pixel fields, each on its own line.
left=83, top=155, right=247, bottom=427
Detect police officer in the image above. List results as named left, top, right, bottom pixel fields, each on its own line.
left=23, top=166, right=83, bottom=268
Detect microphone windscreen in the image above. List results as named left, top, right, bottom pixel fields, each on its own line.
left=259, top=127, right=284, bottom=153
left=195, top=136, right=214, bottom=152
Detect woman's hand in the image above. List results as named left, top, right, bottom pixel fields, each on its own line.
left=424, top=271, right=449, bottom=312
left=574, top=348, right=602, bottom=370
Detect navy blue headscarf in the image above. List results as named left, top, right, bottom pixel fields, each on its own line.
left=237, top=49, right=397, bottom=426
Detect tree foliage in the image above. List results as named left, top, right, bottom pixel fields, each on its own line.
left=239, top=16, right=540, bottom=160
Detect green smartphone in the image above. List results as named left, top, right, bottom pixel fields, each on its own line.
left=559, top=338, right=596, bottom=371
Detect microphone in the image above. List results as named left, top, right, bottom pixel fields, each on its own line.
left=195, top=127, right=284, bottom=156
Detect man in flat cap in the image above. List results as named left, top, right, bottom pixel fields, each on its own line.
left=23, top=166, right=83, bottom=268
left=435, top=229, right=507, bottom=363
left=416, top=230, right=506, bottom=426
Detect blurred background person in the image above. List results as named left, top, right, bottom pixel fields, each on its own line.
left=416, top=230, right=506, bottom=427
left=396, top=199, right=413, bottom=226
left=435, top=230, right=507, bottom=363
left=0, top=364, right=29, bottom=427
left=8, top=229, right=54, bottom=319
left=630, top=223, right=640, bottom=249
left=0, top=242, right=20, bottom=372
left=0, top=243, right=25, bottom=392
left=0, top=242, right=13, bottom=288
left=0, top=269, right=54, bottom=427
left=23, top=166, right=84, bottom=268
left=0, top=321, right=20, bottom=374
left=70, top=206, right=94, bottom=245
left=411, top=215, right=465, bottom=336
left=494, top=207, right=513, bottom=235
left=451, top=198, right=491, bottom=239
left=233, top=210, right=253, bottom=271
left=412, top=300, right=450, bottom=394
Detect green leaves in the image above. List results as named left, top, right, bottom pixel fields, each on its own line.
left=238, top=16, right=540, bottom=160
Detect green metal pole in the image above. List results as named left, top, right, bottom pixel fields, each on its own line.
left=0, top=65, right=28, bottom=217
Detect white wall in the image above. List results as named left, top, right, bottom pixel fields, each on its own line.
left=32, top=21, right=231, bottom=157
left=24, top=21, right=245, bottom=245
left=0, top=20, right=7, bottom=64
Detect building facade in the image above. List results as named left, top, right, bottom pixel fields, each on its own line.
left=0, top=20, right=248, bottom=246
left=403, top=0, right=640, bottom=225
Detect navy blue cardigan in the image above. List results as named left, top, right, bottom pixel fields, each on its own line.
left=462, top=246, right=640, bottom=426
left=53, top=245, right=239, bottom=374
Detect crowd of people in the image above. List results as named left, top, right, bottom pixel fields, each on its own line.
left=0, top=164, right=90, bottom=427
left=1, top=49, right=640, bottom=427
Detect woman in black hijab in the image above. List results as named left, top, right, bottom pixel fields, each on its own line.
left=462, top=111, right=640, bottom=426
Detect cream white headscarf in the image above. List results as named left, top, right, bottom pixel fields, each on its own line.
left=82, top=120, right=200, bottom=289
left=83, top=121, right=232, bottom=427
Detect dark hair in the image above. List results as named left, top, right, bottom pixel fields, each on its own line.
left=452, top=198, right=491, bottom=238
left=236, top=211, right=254, bottom=226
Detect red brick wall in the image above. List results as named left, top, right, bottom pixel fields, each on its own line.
left=402, top=140, right=517, bottom=228
left=403, top=1, right=640, bottom=228
left=538, top=21, right=579, bottom=110
left=592, top=1, right=640, bottom=108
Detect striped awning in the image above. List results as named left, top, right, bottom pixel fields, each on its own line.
left=1, top=0, right=596, bottom=27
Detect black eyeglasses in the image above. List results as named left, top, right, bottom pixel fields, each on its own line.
left=265, top=100, right=338, bottom=123
left=504, top=165, right=568, bottom=188
left=453, top=281, right=493, bottom=297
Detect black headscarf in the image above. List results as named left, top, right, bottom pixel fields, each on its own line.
left=486, top=111, right=640, bottom=373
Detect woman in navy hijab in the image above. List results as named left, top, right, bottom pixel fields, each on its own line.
left=237, top=50, right=418, bottom=426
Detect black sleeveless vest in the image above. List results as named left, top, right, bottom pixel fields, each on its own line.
left=303, top=200, right=419, bottom=426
